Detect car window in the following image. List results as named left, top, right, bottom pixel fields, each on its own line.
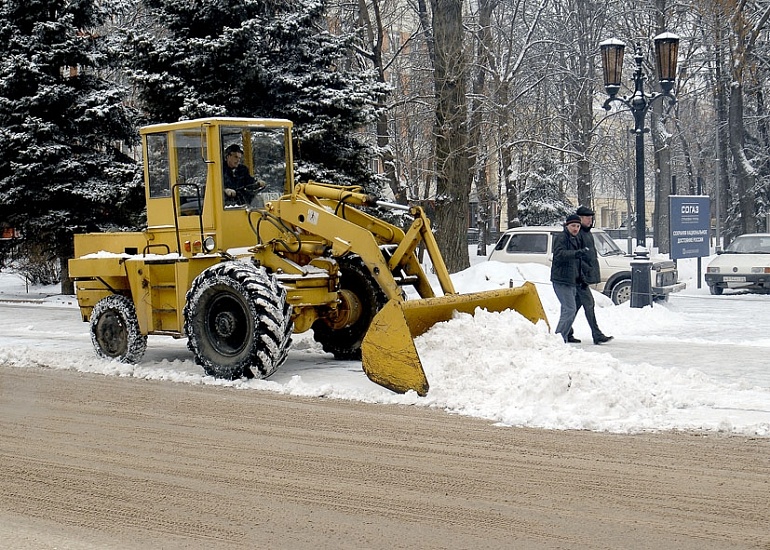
left=505, top=233, right=548, bottom=254
left=593, top=231, right=625, bottom=256
left=726, top=236, right=768, bottom=253
left=493, top=234, right=511, bottom=251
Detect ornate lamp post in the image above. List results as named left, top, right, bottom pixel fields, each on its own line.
left=600, top=33, right=680, bottom=308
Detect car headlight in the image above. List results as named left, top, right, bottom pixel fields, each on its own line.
left=202, top=236, right=216, bottom=253
left=706, top=266, right=720, bottom=273
left=751, top=267, right=770, bottom=274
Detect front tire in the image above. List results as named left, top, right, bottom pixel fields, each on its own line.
left=610, top=279, right=632, bottom=305
left=709, top=284, right=724, bottom=296
left=184, top=262, right=293, bottom=380
left=312, top=256, right=387, bottom=359
left=90, top=294, right=147, bottom=363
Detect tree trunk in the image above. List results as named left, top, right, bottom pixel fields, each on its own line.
left=714, top=26, right=731, bottom=245
left=674, top=116, right=696, bottom=195
left=652, top=105, right=673, bottom=255
left=430, top=0, right=470, bottom=273
left=651, top=0, right=671, bottom=254
left=496, top=80, right=518, bottom=229
left=60, top=255, right=74, bottom=295
left=727, top=81, right=758, bottom=235
left=570, top=0, right=595, bottom=210
left=468, top=0, right=496, bottom=256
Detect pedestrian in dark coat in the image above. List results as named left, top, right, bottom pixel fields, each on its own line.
left=570, top=206, right=613, bottom=345
left=550, top=214, right=588, bottom=342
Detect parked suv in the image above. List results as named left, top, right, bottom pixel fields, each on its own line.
left=488, top=226, right=685, bottom=304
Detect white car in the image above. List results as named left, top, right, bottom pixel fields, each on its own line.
left=705, top=233, right=770, bottom=295
left=488, top=226, right=685, bottom=305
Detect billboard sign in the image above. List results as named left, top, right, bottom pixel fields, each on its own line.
left=669, top=195, right=710, bottom=259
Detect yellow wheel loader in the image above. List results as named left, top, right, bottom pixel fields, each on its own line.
left=69, top=117, right=547, bottom=395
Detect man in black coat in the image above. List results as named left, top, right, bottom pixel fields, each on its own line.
left=569, top=205, right=613, bottom=345
left=550, top=214, right=589, bottom=342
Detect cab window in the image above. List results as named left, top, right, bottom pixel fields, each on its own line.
left=174, top=130, right=208, bottom=215
left=221, top=125, right=288, bottom=209
left=147, top=133, right=170, bottom=198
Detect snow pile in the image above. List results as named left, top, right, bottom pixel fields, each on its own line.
left=415, top=307, right=770, bottom=435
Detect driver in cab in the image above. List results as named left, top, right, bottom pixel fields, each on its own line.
left=223, top=144, right=265, bottom=204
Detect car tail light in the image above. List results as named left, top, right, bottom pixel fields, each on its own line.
left=707, top=266, right=720, bottom=273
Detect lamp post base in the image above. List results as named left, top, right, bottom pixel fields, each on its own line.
left=630, top=248, right=653, bottom=308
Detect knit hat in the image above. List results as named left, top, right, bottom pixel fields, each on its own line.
left=576, top=206, right=595, bottom=216
left=564, top=214, right=581, bottom=226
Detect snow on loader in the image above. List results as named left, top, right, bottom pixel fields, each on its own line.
left=69, top=117, right=547, bottom=396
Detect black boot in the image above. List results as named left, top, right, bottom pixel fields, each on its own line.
left=566, top=328, right=580, bottom=343
left=593, top=334, right=614, bottom=345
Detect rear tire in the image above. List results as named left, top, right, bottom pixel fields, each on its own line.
left=90, top=294, right=147, bottom=363
left=312, top=256, right=387, bottom=359
left=184, top=262, right=293, bottom=380
left=610, top=279, right=632, bottom=305
left=709, top=284, right=723, bottom=296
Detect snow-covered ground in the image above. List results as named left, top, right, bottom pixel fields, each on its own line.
left=1, top=248, right=768, bottom=437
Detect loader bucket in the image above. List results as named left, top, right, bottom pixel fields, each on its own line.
left=361, top=282, right=547, bottom=396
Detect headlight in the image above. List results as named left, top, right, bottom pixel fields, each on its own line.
left=706, top=266, right=719, bottom=273
left=202, top=236, right=216, bottom=253
left=751, top=267, right=770, bottom=274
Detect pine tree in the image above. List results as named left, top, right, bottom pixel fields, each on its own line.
left=126, top=0, right=388, bottom=187
left=518, top=157, right=574, bottom=226
left=0, top=0, right=143, bottom=286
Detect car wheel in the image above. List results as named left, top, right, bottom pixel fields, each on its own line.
left=610, top=279, right=632, bottom=305
left=708, top=284, right=723, bottom=296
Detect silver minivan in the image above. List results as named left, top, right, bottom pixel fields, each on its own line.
left=488, top=226, right=685, bottom=304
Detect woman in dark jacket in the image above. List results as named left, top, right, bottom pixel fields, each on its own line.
left=550, top=214, right=587, bottom=341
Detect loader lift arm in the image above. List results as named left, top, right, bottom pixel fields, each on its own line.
left=289, top=182, right=548, bottom=397
left=294, top=181, right=456, bottom=299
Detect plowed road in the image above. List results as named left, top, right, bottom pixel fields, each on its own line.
left=1, top=366, right=768, bottom=549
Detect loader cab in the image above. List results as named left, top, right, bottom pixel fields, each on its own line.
left=140, top=118, right=294, bottom=255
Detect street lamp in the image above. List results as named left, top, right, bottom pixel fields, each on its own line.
left=600, top=33, right=680, bottom=308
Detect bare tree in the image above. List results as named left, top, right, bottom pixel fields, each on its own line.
left=354, top=0, right=405, bottom=203
left=556, top=0, right=609, bottom=211
left=723, top=0, right=770, bottom=235
left=491, top=0, right=550, bottom=229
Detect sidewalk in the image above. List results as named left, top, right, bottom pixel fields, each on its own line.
left=0, top=272, right=74, bottom=305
